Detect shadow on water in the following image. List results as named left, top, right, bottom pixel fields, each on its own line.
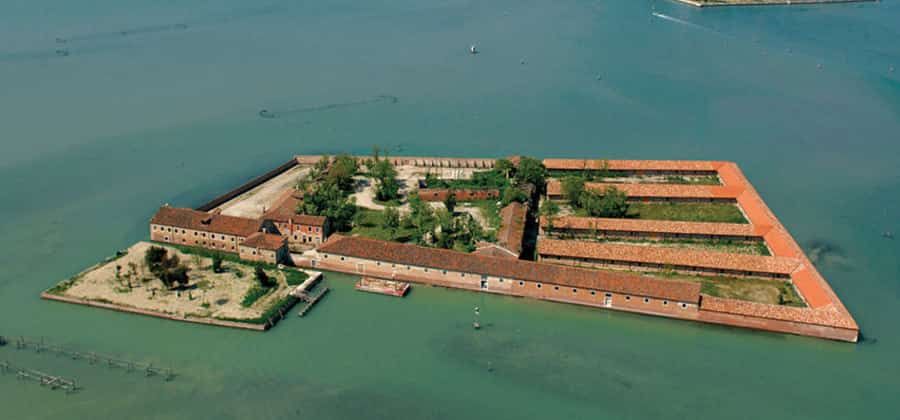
left=805, top=238, right=853, bottom=270
left=258, top=95, right=399, bottom=119
left=0, top=3, right=285, bottom=64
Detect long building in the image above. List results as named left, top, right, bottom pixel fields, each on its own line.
left=537, top=239, right=798, bottom=279
left=300, top=235, right=702, bottom=317
left=541, top=215, right=766, bottom=243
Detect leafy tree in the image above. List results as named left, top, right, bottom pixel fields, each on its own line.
left=514, top=157, right=547, bottom=191
left=540, top=200, right=560, bottom=234
left=370, top=156, right=400, bottom=201
left=144, top=247, right=190, bottom=288
left=561, top=176, right=586, bottom=207
left=581, top=186, right=629, bottom=218
left=255, top=265, right=275, bottom=288
left=144, top=246, right=169, bottom=272
left=328, top=154, right=359, bottom=193
left=381, top=205, right=401, bottom=238
left=495, top=158, right=516, bottom=179
left=443, top=190, right=457, bottom=213
left=212, top=254, right=224, bottom=273
left=501, top=187, right=528, bottom=206
left=301, top=182, right=357, bottom=231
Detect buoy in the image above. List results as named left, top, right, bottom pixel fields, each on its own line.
left=473, top=321, right=481, bottom=330
left=470, top=45, right=478, bottom=55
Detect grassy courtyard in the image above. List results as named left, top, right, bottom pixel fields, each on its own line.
left=627, top=202, right=748, bottom=224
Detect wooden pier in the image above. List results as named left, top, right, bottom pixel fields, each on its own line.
left=9, top=336, right=175, bottom=381
left=0, top=361, right=80, bottom=393
left=296, top=287, right=329, bottom=317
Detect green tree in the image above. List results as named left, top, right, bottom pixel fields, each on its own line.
left=144, top=246, right=169, bottom=272
left=329, top=154, right=359, bottom=192
left=212, top=254, right=224, bottom=273
left=443, top=190, right=457, bottom=213
left=501, top=187, right=528, bottom=206
left=255, top=265, right=275, bottom=288
left=301, top=182, right=358, bottom=231
left=561, top=176, right=586, bottom=207
left=540, top=200, right=560, bottom=234
left=370, top=157, right=400, bottom=201
left=514, top=157, right=547, bottom=190
left=495, top=158, right=516, bottom=179
left=381, top=205, right=401, bottom=239
left=581, top=186, right=629, bottom=218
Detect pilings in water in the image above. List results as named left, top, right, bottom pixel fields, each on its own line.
left=9, top=336, right=175, bottom=381
left=0, top=361, right=80, bottom=393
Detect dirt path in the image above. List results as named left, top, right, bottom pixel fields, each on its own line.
left=217, top=165, right=310, bottom=218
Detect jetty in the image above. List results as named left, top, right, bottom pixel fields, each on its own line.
left=355, top=277, right=410, bottom=297
left=291, top=271, right=328, bottom=317
left=0, top=361, right=80, bottom=393
left=9, top=336, right=175, bottom=381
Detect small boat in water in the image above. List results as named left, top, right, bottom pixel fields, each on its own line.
left=470, top=44, right=478, bottom=55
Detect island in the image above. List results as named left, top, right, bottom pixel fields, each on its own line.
left=677, top=0, right=873, bottom=7
left=44, top=153, right=859, bottom=342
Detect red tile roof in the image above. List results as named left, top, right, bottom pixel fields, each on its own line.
left=700, top=295, right=856, bottom=329
left=150, top=206, right=261, bottom=237
left=242, top=232, right=286, bottom=250
left=543, top=159, right=718, bottom=172
left=537, top=239, right=801, bottom=275
left=317, top=235, right=701, bottom=302
left=496, top=202, right=527, bottom=255
left=544, top=216, right=766, bottom=237
left=263, top=189, right=327, bottom=227
left=546, top=180, right=741, bottom=199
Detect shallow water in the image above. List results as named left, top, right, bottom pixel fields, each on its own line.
left=1, top=1, right=899, bottom=419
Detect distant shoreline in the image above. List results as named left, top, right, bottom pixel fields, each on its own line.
left=674, top=0, right=875, bottom=7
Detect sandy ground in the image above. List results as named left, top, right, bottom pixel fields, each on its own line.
left=58, top=242, right=299, bottom=320
left=352, top=165, right=480, bottom=213
left=217, top=165, right=310, bottom=218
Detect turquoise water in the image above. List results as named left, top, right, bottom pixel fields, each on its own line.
left=1, top=1, right=899, bottom=418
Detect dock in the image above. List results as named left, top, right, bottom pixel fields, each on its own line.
left=8, top=336, right=175, bottom=381
left=290, top=270, right=328, bottom=317
left=355, top=277, right=410, bottom=297
left=0, top=361, right=80, bottom=393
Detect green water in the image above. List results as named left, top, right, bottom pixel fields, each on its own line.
left=1, top=1, right=899, bottom=418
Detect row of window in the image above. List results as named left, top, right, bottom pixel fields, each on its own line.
left=154, top=225, right=236, bottom=241
left=323, top=254, right=690, bottom=309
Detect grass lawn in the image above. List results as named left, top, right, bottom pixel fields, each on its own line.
left=627, top=202, right=748, bottom=224
left=470, top=200, right=502, bottom=230
left=350, top=208, right=417, bottom=242
left=548, top=235, right=770, bottom=256
left=692, top=275, right=805, bottom=307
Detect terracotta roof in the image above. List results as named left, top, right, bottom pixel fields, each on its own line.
left=151, top=206, right=261, bottom=237
left=537, top=239, right=801, bottom=275
left=496, top=202, right=527, bottom=255
left=700, top=295, right=856, bottom=329
left=242, top=232, right=286, bottom=250
left=543, top=159, right=718, bottom=172
left=472, top=243, right=519, bottom=259
left=546, top=180, right=742, bottom=199
left=317, top=235, right=701, bottom=302
left=263, top=189, right=327, bottom=227
left=545, top=216, right=766, bottom=237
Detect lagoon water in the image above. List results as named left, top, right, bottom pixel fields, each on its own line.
left=1, top=0, right=899, bottom=418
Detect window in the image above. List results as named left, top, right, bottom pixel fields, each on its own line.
left=590, top=291, right=596, bottom=296
left=643, top=298, right=650, bottom=304
left=519, top=281, right=524, bottom=286
left=460, top=273, right=465, bottom=277
left=340, top=257, right=345, bottom=261
left=572, top=288, right=577, bottom=294
left=625, top=296, right=631, bottom=301
left=164, top=236, right=169, bottom=241
left=553, top=286, right=559, bottom=291
left=441, top=270, right=447, bottom=275
left=376, top=262, right=381, bottom=266
left=605, top=293, right=612, bottom=298
left=537, top=283, right=542, bottom=289
left=499, top=278, right=504, bottom=283
left=681, top=303, right=688, bottom=309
